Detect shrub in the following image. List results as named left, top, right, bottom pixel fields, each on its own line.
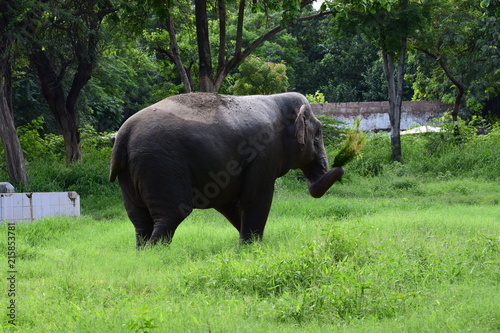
left=346, top=132, right=392, bottom=177
left=12, top=118, right=117, bottom=198
left=17, top=116, right=63, bottom=162
left=332, top=114, right=500, bottom=180
left=230, top=56, right=289, bottom=95
left=306, top=90, right=327, bottom=104
left=2, top=114, right=499, bottom=205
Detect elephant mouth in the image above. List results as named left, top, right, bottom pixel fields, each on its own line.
left=306, top=166, right=344, bottom=198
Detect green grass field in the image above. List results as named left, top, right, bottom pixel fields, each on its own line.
left=2, top=175, right=499, bottom=332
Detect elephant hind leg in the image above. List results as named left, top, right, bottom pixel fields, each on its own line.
left=123, top=202, right=154, bottom=250
left=122, top=192, right=189, bottom=249
left=146, top=205, right=192, bottom=246
left=215, top=202, right=242, bottom=232
left=119, top=173, right=155, bottom=249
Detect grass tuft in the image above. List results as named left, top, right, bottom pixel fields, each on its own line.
left=332, top=117, right=365, bottom=168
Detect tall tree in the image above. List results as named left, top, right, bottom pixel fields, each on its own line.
left=25, top=0, right=115, bottom=163
left=325, top=0, right=429, bottom=162
left=0, top=0, right=29, bottom=184
left=411, top=0, right=500, bottom=121
left=379, top=0, right=410, bottom=163
left=147, top=0, right=333, bottom=93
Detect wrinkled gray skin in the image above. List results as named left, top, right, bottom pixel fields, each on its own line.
left=110, top=92, right=344, bottom=249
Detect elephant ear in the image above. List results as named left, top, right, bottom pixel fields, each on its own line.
left=295, top=105, right=308, bottom=150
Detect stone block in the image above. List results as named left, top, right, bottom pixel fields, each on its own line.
left=0, top=182, right=15, bottom=193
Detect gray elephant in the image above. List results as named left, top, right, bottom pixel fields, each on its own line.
left=110, top=92, right=344, bottom=249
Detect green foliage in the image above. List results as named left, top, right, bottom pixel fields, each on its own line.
left=481, top=0, right=500, bottom=17
left=7, top=0, right=500, bottom=140
left=410, top=0, right=500, bottom=117
left=346, top=132, right=393, bottom=177
left=12, top=74, right=56, bottom=131
left=305, top=90, right=327, bottom=103
left=344, top=114, right=500, bottom=180
left=18, top=147, right=116, bottom=198
left=330, top=0, right=430, bottom=52
left=230, top=56, right=289, bottom=95
left=332, top=118, right=365, bottom=168
left=83, top=43, right=171, bottom=131
left=11, top=118, right=117, bottom=199
left=16, top=117, right=62, bottom=162
left=289, top=18, right=391, bottom=102
left=124, top=307, right=158, bottom=333
left=433, top=112, right=477, bottom=141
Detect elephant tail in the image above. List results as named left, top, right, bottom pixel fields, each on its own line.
left=109, top=132, right=128, bottom=183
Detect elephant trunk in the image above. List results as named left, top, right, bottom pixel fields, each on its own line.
left=307, top=166, right=344, bottom=198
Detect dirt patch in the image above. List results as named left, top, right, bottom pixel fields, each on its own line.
left=169, top=93, right=233, bottom=111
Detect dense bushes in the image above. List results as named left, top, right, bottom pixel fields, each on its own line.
left=323, top=116, right=500, bottom=180
left=0, top=118, right=118, bottom=198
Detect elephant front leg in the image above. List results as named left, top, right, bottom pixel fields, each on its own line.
left=215, top=202, right=242, bottom=232
left=146, top=219, right=178, bottom=246
left=239, top=190, right=274, bottom=244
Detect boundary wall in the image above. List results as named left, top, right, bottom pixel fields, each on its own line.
left=311, top=101, right=452, bottom=131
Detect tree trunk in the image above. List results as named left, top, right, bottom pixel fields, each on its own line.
left=25, top=1, right=112, bottom=163
left=0, top=0, right=29, bottom=184
left=217, top=0, right=227, bottom=72
left=195, top=0, right=216, bottom=92
left=381, top=34, right=407, bottom=163
left=0, top=66, right=29, bottom=184
left=30, top=49, right=82, bottom=164
left=441, top=67, right=464, bottom=123
left=382, top=50, right=402, bottom=162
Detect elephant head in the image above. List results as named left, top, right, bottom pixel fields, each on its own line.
left=294, top=104, right=344, bottom=198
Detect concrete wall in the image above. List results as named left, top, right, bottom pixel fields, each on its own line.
left=0, top=192, right=80, bottom=223
left=311, top=101, right=452, bottom=131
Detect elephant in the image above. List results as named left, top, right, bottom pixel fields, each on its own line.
left=109, top=92, right=344, bottom=249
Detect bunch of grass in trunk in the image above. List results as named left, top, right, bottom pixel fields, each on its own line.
left=332, top=117, right=365, bottom=168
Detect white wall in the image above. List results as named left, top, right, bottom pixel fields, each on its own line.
left=0, top=192, right=80, bottom=223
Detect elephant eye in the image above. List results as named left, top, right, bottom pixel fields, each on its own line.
left=314, top=129, right=322, bottom=144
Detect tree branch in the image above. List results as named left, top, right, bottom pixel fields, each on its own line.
left=235, top=0, right=246, bottom=57
left=412, top=43, right=464, bottom=99
left=215, top=10, right=333, bottom=89
left=166, top=0, right=192, bottom=92
left=411, top=40, right=464, bottom=121
left=217, top=0, right=227, bottom=74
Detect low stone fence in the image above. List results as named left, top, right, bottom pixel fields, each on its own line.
left=311, top=101, right=452, bottom=131
left=0, top=190, right=80, bottom=223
